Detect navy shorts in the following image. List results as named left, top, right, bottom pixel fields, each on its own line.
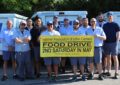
left=43, top=57, right=60, bottom=66
left=88, top=47, right=102, bottom=64
left=70, top=57, right=86, bottom=66
left=3, top=51, right=15, bottom=60
left=103, top=42, right=118, bottom=56
left=33, top=47, right=40, bottom=62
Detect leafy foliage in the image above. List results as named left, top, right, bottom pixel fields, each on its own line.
left=0, top=0, right=120, bottom=18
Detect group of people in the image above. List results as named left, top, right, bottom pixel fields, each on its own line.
left=0, top=12, right=119, bottom=82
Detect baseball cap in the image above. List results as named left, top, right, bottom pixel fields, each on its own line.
left=47, top=21, right=53, bottom=25
left=54, top=16, right=58, bottom=18
left=20, top=21, right=26, bottom=25
left=73, top=20, right=79, bottom=24
left=64, top=18, right=69, bottom=21
left=107, top=12, right=113, bottom=16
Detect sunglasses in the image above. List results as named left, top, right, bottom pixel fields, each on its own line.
left=20, top=23, right=26, bottom=26
left=91, top=21, right=96, bottom=22
left=47, top=24, right=53, bottom=26
left=73, top=23, right=79, bottom=25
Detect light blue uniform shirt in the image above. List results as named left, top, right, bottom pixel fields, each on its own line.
left=79, top=25, right=90, bottom=34
left=96, top=21, right=106, bottom=28
left=67, top=28, right=85, bottom=35
left=86, top=26, right=106, bottom=47
left=14, top=29, right=31, bottom=52
left=0, top=28, right=15, bottom=51
left=59, top=25, right=72, bottom=35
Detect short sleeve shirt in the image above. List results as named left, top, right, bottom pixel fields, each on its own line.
left=0, top=28, right=15, bottom=51
left=103, top=22, right=120, bottom=43
left=86, top=26, right=106, bottom=47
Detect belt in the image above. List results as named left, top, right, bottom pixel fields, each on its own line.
left=94, top=46, right=101, bottom=48
left=16, top=52, right=24, bottom=55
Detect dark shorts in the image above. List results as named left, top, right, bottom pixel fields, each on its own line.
left=43, top=57, right=60, bottom=66
left=103, top=42, right=118, bottom=56
left=70, top=57, right=86, bottom=66
left=3, top=51, right=15, bottom=60
left=33, top=47, right=40, bottom=62
left=88, top=47, right=102, bottom=64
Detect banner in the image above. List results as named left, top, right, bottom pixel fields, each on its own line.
left=40, top=35, right=94, bottom=57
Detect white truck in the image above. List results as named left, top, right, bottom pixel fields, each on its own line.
left=0, top=13, right=27, bottom=55
left=31, top=11, right=88, bottom=25
left=104, top=11, right=120, bottom=26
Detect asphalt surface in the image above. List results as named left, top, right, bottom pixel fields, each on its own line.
left=0, top=66, right=120, bottom=85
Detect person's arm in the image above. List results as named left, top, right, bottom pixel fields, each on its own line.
left=116, top=31, right=120, bottom=44
left=15, top=38, right=24, bottom=43
left=22, top=30, right=31, bottom=43
left=94, top=29, right=106, bottom=40
left=22, top=36, right=31, bottom=43
left=94, top=34, right=106, bottom=40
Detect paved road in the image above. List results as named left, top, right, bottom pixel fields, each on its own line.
left=0, top=66, right=120, bottom=85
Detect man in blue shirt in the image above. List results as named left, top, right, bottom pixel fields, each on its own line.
left=96, top=12, right=107, bottom=74
left=59, top=18, right=72, bottom=73
left=14, top=21, right=33, bottom=81
left=103, top=12, right=120, bottom=79
left=53, top=16, right=61, bottom=31
left=86, top=18, right=106, bottom=80
left=0, top=20, right=17, bottom=81
left=67, top=20, right=87, bottom=81
left=96, top=12, right=106, bottom=28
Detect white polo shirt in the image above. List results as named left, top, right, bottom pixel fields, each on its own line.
left=41, top=30, right=60, bottom=36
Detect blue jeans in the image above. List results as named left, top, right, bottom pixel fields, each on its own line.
left=16, top=51, right=33, bottom=78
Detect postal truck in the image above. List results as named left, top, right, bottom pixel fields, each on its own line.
left=0, top=13, right=27, bottom=55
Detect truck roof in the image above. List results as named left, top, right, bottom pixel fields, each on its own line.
left=0, top=13, right=27, bottom=19
left=32, top=11, right=87, bottom=18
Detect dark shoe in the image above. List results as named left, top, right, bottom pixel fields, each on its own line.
left=98, top=74, right=104, bottom=80
left=114, top=73, right=119, bottom=79
left=72, top=75, right=77, bottom=82
left=36, top=73, right=41, bottom=78
left=53, top=76, right=58, bottom=82
left=13, top=75, right=18, bottom=79
left=106, top=72, right=111, bottom=76
left=88, top=74, right=93, bottom=80
left=102, top=72, right=106, bottom=75
left=26, top=76, right=35, bottom=80
left=1, top=76, right=8, bottom=81
left=19, top=78, right=24, bottom=81
left=61, top=67, right=65, bottom=74
left=82, top=75, right=87, bottom=81
left=48, top=76, right=53, bottom=82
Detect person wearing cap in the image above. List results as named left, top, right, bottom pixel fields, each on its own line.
left=59, top=18, right=72, bottom=73
left=79, top=18, right=90, bottom=73
left=103, top=12, right=120, bottom=79
left=14, top=21, right=33, bottom=81
left=40, top=21, right=60, bottom=82
left=77, top=16, right=83, bottom=27
left=53, top=16, right=61, bottom=31
left=86, top=18, right=106, bottom=80
left=67, top=20, right=87, bottom=81
left=30, top=17, right=43, bottom=78
left=0, top=20, right=17, bottom=81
